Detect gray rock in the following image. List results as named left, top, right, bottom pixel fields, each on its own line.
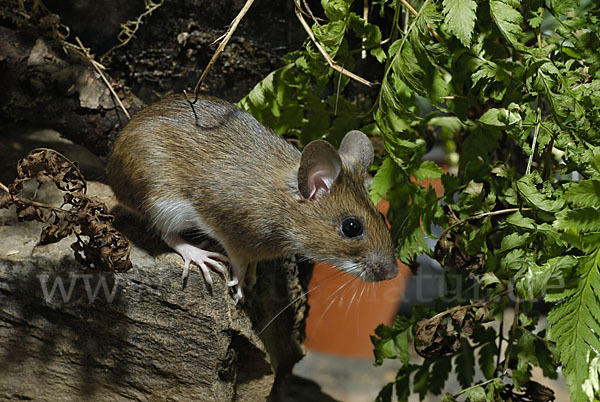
left=0, top=181, right=309, bottom=401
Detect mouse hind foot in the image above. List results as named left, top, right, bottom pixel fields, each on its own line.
left=226, top=257, right=254, bottom=304
left=165, top=235, right=229, bottom=287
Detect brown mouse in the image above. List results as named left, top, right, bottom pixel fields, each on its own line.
left=107, top=94, right=398, bottom=303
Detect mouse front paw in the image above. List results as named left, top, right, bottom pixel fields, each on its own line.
left=167, top=236, right=229, bottom=287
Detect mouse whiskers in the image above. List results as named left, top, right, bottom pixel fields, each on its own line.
left=304, top=273, right=359, bottom=345
left=257, top=267, right=350, bottom=336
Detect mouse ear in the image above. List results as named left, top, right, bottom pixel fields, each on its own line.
left=339, top=130, right=374, bottom=173
left=298, top=140, right=342, bottom=200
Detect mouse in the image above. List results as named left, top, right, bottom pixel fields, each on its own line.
left=107, top=94, right=398, bottom=303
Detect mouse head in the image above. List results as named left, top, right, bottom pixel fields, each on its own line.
left=293, top=130, right=398, bottom=282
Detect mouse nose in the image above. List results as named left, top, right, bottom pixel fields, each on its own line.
left=382, top=256, right=399, bottom=280
left=367, top=253, right=399, bottom=281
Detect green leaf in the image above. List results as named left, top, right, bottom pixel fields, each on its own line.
left=479, top=341, right=498, bottom=379
left=429, top=357, right=452, bottom=395
left=465, top=385, right=487, bottom=402
left=347, top=13, right=385, bottom=62
left=371, top=157, right=401, bottom=205
left=506, top=211, right=536, bottom=230
left=455, top=339, right=475, bottom=388
left=547, top=250, right=600, bottom=401
left=395, top=40, right=429, bottom=95
left=410, top=160, right=443, bottom=180
left=530, top=256, right=577, bottom=299
left=566, top=180, right=600, bottom=209
left=395, top=364, right=418, bottom=402
left=442, top=0, right=477, bottom=47
left=500, top=232, right=532, bottom=252
left=314, top=21, right=347, bottom=57
left=428, top=116, right=467, bottom=132
left=512, top=329, right=536, bottom=389
left=583, top=354, right=600, bottom=401
left=486, top=378, right=506, bottom=399
left=376, top=382, right=393, bottom=402
left=554, top=208, right=600, bottom=233
left=516, top=175, right=564, bottom=213
left=479, top=107, right=521, bottom=128
left=489, top=0, right=524, bottom=47
left=321, top=0, right=352, bottom=21
left=441, top=393, right=457, bottom=402
left=480, top=272, right=502, bottom=289
left=550, top=0, right=579, bottom=15
left=371, top=317, right=413, bottom=365
left=413, top=363, right=430, bottom=400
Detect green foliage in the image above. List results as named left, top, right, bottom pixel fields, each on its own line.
left=547, top=251, right=600, bottom=401
left=239, top=0, right=600, bottom=400
left=442, top=0, right=477, bottom=47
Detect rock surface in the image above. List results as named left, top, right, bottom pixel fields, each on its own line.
left=0, top=179, right=310, bottom=401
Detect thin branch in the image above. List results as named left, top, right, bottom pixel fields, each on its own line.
left=191, top=0, right=256, bottom=101
left=439, top=208, right=533, bottom=241
left=293, top=0, right=373, bottom=87
left=0, top=181, right=64, bottom=214
left=302, top=0, right=324, bottom=27
left=0, top=182, right=10, bottom=195
left=72, top=37, right=131, bottom=120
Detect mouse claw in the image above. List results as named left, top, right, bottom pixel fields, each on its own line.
left=182, top=259, right=191, bottom=289
left=232, top=285, right=244, bottom=304
left=226, top=275, right=244, bottom=304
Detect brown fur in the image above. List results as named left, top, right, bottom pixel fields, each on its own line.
left=107, top=94, right=397, bottom=283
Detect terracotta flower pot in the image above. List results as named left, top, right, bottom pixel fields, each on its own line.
left=304, top=261, right=411, bottom=357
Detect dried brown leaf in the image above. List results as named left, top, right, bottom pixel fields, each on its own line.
left=16, top=203, right=51, bottom=222
left=40, top=223, right=73, bottom=244
left=0, top=193, right=12, bottom=209
left=9, top=149, right=131, bottom=273
left=451, top=308, right=467, bottom=328
left=415, top=315, right=462, bottom=358
left=9, top=180, right=24, bottom=195
left=475, top=305, right=495, bottom=323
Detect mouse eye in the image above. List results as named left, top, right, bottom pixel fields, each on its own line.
left=341, top=216, right=363, bottom=238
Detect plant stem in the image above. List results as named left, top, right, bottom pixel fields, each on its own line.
left=526, top=106, right=542, bottom=175
left=454, top=377, right=500, bottom=397
left=439, top=207, right=532, bottom=241
left=0, top=181, right=64, bottom=213
left=503, top=295, right=520, bottom=373
left=0, top=182, right=9, bottom=194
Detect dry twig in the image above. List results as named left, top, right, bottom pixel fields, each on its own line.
left=293, top=0, right=373, bottom=87
left=68, top=37, right=131, bottom=120
left=190, top=0, right=256, bottom=101
left=100, top=0, right=164, bottom=62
